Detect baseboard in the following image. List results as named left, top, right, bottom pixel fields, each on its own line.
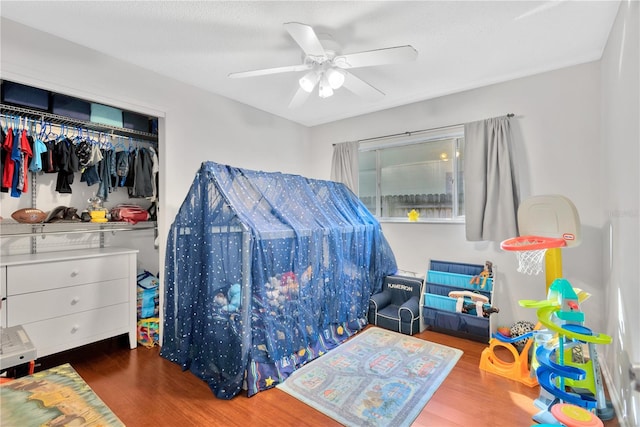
left=600, top=355, right=627, bottom=427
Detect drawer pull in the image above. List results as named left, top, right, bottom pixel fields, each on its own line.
left=71, top=325, right=80, bottom=333
left=71, top=297, right=80, bottom=305
left=70, top=269, right=80, bottom=277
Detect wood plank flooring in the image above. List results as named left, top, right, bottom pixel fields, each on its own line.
left=29, top=328, right=621, bottom=427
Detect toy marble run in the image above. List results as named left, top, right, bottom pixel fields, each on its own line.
left=519, top=278, right=614, bottom=424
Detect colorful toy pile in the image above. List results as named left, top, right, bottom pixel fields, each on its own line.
left=480, top=195, right=614, bottom=426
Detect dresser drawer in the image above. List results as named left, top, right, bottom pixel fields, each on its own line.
left=21, top=303, right=130, bottom=358
left=6, top=254, right=129, bottom=295
left=7, top=278, right=129, bottom=326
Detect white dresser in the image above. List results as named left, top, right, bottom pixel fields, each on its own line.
left=0, top=247, right=138, bottom=358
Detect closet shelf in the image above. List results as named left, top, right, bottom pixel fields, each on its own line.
left=0, top=103, right=158, bottom=143
left=0, top=221, right=157, bottom=238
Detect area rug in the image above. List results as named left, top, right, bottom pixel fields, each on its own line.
left=0, top=363, right=125, bottom=427
left=277, top=327, right=463, bottom=426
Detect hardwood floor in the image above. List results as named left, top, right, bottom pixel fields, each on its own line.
left=29, top=329, right=621, bottom=427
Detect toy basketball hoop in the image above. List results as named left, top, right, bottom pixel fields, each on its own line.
left=501, top=235, right=566, bottom=275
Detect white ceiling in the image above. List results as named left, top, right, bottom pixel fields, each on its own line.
left=0, top=1, right=620, bottom=127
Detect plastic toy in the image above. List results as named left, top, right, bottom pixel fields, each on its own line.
left=480, top=196, right=582, bottom=388
left=407, top=209, right=420, bottom=222
left=222, top=283, right=242, bottom=312
left=550, top=403, right=604, bottom=427
left=479, top=326, right=540, bottom=387
left=520, top=278, right=614, bottom=423
left=469, top=261, right=492, bottom=289
left=137, top=317, right=159, bottom=348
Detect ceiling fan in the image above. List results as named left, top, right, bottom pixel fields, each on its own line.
left=228, top=22, right=418, bottom=108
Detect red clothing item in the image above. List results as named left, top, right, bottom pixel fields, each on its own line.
left=18, top=130, right=33, bottom=193
left=2, top=128, right=14, bottom=189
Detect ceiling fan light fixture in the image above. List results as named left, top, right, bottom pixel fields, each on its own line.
left=299, top=70, right=320, bottom=93
left=326, top=68, right=345, bottom=89
left=318, top=75, right=334, bottom=98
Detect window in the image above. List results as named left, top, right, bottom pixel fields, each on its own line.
left=358, top=127, right=465, bottom=221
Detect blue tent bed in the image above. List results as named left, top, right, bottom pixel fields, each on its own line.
left=160, top=162, right=397, bottom=398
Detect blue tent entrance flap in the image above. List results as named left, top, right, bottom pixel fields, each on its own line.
left=160, top=162, right=397, bottom=398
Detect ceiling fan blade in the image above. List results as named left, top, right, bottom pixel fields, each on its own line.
left=283, top=22, right=326, bottom=58
left=228, top=63, right=311, bottom=78
left=288, top=86, right=312, bottom=108
left=333, top=45, right=418, bottom=69
left=342, top=72, right=385, bottom=101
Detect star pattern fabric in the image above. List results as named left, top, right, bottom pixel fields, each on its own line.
left=160, top=162, right=397, bottom=399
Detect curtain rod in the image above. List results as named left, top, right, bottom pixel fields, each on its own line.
left=333, top=113, right=514, bottom=146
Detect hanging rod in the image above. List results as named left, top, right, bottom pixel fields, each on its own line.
left=334, top=113, right=515, bottom=146
left=0, top=103, right=158, bottom=143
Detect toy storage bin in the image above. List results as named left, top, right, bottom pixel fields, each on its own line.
left=426, top=270, right=493, bottom=292
left=423, top=306, right=490, bottom=341
left=430, top=259, right=487, bottom=275
left=424, top=293, right=457, bottom=311
left=422, top=259, right=496, bottom=343
left=424, top=282, right=491, bottom=301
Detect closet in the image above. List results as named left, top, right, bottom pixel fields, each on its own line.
left=0, top=80, right=160, bottom=358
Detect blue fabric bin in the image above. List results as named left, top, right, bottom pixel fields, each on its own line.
left=123, top=111, right=150, bottom=132
left=430, top=259, right=484, bottom=276
left=423, top=293, right=457, bottom=311
left=425, top=282, right=491, bottom=300
left=463, top=315, right=489, bottom=337
left=423, top=308, right=461, bottom=331
left=427, top=270, right=493, bottom=292
left=91, top=103, right=123, bottom=127
left=52, top=94, right=91, bottom=121
left=2, top=81, right=50, bottom=110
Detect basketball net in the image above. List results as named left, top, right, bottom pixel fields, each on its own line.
left=501, top=236, right=566, bottom=276
left=514, top=248, right=547, bottom=275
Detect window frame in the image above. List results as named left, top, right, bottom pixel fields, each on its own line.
left=358, top=126, right=465, bottom=223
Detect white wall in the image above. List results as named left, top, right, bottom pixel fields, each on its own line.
left=310, top=62, right=604, bottom=331
left=600, top=1, right=639, bottom=425
left=0, top=18, right=311, bottom=275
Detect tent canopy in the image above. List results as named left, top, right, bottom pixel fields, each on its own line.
left=161, top=162, right=397, bottom=398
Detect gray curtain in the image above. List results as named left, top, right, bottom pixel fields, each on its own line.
left=464, top=116, right=519, bottom=241
left=330, top=141, right=359, bottom=193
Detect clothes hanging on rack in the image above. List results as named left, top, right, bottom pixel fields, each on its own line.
left=0, top=112, right=158, bottom=201
left=97, top=148, right=116, bottom=200
left=130, top=147, right=154, bottom=198
left=54, top=137, right=79, bottom=194
left=1, top=127, right=33, bottom=197
left=147, top=146, right=159, bottom=202
left=29, top=136, right=47, bottom=173
left=40, top=139, right=58, bottom=174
